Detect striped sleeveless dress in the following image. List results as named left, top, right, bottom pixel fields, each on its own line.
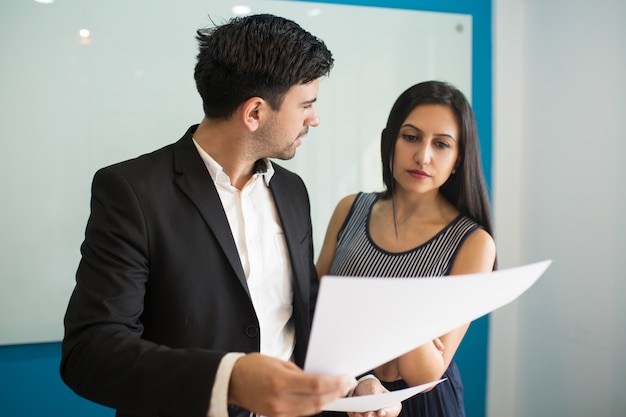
left=329, top=192, right=482, bottom=417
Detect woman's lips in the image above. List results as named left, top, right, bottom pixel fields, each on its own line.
left=408, top=169, right=430, bottom=179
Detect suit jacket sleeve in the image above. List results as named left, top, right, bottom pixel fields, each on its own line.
left=61, top=161, right=225, bottom=417
left=61, top=132, right=260, bottom=417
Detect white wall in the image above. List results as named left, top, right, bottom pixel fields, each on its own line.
left=490, top=0, right=626, bottom=416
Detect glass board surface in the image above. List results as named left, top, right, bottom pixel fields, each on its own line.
left=0, top=0, right=470, bottom=345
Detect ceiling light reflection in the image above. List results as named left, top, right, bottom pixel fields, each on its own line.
left=79, top=28, right=91, bottom=45
left=232, top=5, right=251, bottom=15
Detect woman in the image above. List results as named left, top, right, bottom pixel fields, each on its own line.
left=317, top=81, right=497, bottom=417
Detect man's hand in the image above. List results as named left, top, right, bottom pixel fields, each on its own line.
left=229, top=353, right=357, bottom=417
left=348, top=375, right=402, bottom=417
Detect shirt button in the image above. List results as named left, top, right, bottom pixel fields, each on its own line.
left=245, top=325, right=259, bottom=338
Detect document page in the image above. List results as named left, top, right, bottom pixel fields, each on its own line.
left=303, top=260, right=552, bottom=411
left=324, top=379, right=446, bottom=412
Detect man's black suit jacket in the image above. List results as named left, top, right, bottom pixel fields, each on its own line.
left=60, top=125, right=319, bottom=417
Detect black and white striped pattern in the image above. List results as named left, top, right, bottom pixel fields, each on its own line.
left=329, top=192, right=481, bottom=278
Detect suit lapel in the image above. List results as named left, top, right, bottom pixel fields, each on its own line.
left=269, top=169, right=309, bottom=298
left=171, top=132, right=249, bottom=293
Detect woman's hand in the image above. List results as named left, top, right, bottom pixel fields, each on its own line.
left=347, top=375, right=402, bottom=417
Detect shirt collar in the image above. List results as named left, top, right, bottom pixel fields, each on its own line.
left=192, top=138, right=275, bottom=187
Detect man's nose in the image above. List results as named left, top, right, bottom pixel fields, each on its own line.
left=307, top=104, right=320, bottom=127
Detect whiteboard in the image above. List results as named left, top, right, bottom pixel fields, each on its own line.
left=0, top=0, right=471, bottom=345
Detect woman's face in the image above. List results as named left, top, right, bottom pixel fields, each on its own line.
left=392, top=104, right=460, bottom=196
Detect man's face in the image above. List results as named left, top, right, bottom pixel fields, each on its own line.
left=254, top=79, right=321, bottom=160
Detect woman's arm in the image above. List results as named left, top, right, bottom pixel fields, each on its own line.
left=315, top=194, right=358, bottom=278
left=316, top=194, right=403, bottom=416
left=375, top=228, right=496, bottom=388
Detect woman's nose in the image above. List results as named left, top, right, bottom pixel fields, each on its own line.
left=414, top=143, right=431, bottom=165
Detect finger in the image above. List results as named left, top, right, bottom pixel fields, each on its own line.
left=433, top=338, right=445, bottom=351
left=376, top=409, right=390, bottom=417
left=273, top=374, right=357, bottom=416
left=287, top=372, right=357, bottom=396
left=378, top=402, right=402, bottom=417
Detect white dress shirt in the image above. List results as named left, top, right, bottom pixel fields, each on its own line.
left=193, top=140, right=295, bottom=417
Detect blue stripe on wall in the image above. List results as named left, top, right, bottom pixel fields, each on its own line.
left=0, top=1, right=491, bottom=416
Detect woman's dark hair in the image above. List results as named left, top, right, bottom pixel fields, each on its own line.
left=380, top=80, right=494, bottom=240
left=194, top=14, right=334, bottom=119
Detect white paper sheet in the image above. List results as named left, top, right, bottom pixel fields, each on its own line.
left=324, top=379, right=446, bottom=412
left=305, top=260, right=552, bottom=379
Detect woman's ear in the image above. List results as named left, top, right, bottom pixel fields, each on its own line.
left=454, top=158, right=462, bottom=173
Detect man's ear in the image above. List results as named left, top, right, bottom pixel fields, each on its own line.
left=241, top=97, right=267, bottom=132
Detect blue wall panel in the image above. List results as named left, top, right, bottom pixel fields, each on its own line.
left=0, top=342, right=114, bottom=416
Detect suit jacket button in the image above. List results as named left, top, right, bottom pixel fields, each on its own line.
left=245, top=325, right=259, bottom=338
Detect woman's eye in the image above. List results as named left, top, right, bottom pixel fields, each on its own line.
left=436, top=141, right=451, bottom=149
left=402, top=134, right=419, bottom=142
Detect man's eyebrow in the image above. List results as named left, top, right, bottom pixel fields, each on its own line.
left=302, top=98, right=317, bottom=105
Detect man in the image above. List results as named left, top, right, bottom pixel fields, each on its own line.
left=61, top=13, right=397, bottom=417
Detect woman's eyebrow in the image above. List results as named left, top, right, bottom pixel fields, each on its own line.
left=400, top=123, right=457, bottom=142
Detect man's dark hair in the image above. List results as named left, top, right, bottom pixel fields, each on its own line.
left=194, top=13, right=334, bottom=119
